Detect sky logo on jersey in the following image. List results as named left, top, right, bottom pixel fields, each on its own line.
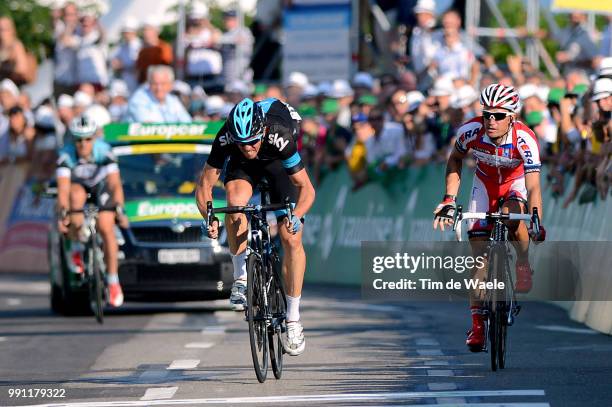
left=268, top=133, right=289, bottom=151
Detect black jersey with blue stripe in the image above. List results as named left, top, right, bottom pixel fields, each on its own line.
left=207, top=98, right=304, bottom=174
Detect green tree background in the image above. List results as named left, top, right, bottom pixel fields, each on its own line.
left=0, top=0, right=54, bottom=60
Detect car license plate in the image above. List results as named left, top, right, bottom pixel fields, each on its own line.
left=158, top=249, right=200, bottom=264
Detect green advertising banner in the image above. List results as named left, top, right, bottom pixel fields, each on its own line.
left=125, top=197, right=226, bottom=223
left=303, top=165, right=612, bottom=286
left=103, top=121, right=224, bottom=144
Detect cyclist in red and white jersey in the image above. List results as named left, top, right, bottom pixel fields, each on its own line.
left=432, top=83, right=546, bottom=351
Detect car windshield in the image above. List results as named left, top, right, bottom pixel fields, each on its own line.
left=118, top=153, right=225, bottom=200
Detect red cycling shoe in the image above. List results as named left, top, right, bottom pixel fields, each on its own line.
left=466, top=307, right=486, bottom=352
left=515, top=262, right=533, bottom=293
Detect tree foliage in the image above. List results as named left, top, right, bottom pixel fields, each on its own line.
left=0, top=0, right=54, bottom=60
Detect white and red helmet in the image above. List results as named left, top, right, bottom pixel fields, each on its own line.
left=480, top=83, right=521, bottom=113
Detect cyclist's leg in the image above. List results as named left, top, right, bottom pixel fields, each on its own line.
left=68, top=183, right=87, bottom=241
left=97, top=210, right=123, bottom=306
left=501, top=179, right=532, bottom=292
left=466, top=175, right=494, bottom=350
left=224, top=159, right=256, bottom=310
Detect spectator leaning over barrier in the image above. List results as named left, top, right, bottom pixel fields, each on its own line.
left=346, top=112, right=373, bottom=189
left=76, top=11, right=108, bottom=91
left=364, top=106, right=406, bottom=177
left=430, top=24, right=479, bottom=87
left=53, top=2, right=80, bottom=97
left=110, top=17, right=142, bottom=93
left=328, top=79, right=354, bottom=129
left=128, top=65, right=192, bottom=123
left=590, top=78, right=612, bottom=200
left=136, top=17, right=173, bottom=85
left=314, top=98, right=352, bottom=185
left=0, top=106, right=35, bottom=166
left=0, top=16, right=34, bottom=86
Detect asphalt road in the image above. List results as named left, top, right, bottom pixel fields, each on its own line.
left=0, top=272, right=610, bottom=407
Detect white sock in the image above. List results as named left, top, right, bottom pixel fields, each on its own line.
left=287, top=295, right=301, bottom=322
left=231, top=251, right=247, bottom=281
left=107, top=273, right=119, bottom=285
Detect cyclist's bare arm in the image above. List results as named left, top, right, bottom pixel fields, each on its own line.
left=288, top=168, right=315, bottom=219
left=196, top=163, right=222, bottom=219
left=525, top=171, right=543, bottom=220
left=106, top=172, right=126, bottom=208
left=445, top=147, right=467, bottom=197
left=56, top=176, right=71, bottom=213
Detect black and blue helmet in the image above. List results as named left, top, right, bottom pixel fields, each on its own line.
left=227, top=98, right=265, bottom=144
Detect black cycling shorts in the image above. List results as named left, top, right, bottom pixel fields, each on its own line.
left=72, top=181, right=113, bottom=209
left=224, top=157, right=298, bottom=220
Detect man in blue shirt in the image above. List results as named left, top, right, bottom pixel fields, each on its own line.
left=127, top=65, right=192, bottom=123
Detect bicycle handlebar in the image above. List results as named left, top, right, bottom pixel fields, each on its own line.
left=206, top=198, right=293, bottom=224
left=452, top=204, right=541, bottom=242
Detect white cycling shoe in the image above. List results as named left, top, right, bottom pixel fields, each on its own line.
left=229, top=279, right=247, bottom=311
left=282, top=321, right=306, bottom=356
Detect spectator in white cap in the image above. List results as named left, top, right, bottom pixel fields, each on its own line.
left=592, top=78, right=612, bottom=113
left=451, top=85, right=478, bottom=119
left=136, top=16, right=173, bottom=84
left=204, top=95, right=225, bottom=120
left=110, top=17, right=142, bottom=93
left=429, top=75, right=455, bottom=112
left=329, top=79, right=354, bottom=129
left=73, top=90, right=93, bottom=117
left=184, top=2, right=223, bottom=92
left=108, top=79, right=130, bottom=122
left=410, top=0, right=438, bottom=76
left=400, top=91, right=436, bottom=166
left=57, top=94, right=74, bottom=130
left=128, top=65, right=191, bottom=123
left=0, top=78, right=20, bottom=113
left=285, top=71, right=309, bottom=108
left=301, top=83, right=319, bottom=103
left=225, top=80, right=250, bottom=104
left=172, top=80, right=192, bottom=109
left=31, top=105, right=60, bottom=177
left=76, top=11, right=109, bottom=90
left=598, top=57, right=612, bottom=79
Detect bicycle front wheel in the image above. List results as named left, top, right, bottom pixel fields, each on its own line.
left=268, top=259, right=286, bottom=380
left=88, top=239, right=104, bottom=324
left=247, top=254, right=269, bottom=382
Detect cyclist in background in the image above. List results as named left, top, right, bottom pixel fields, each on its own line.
left=433, top=83, right=546, bottom=351
left=56, top=116, right=129, bottom=308
left=196, top=97, right=316, bottom=356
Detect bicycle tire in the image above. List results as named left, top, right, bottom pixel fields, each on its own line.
left=247, top=254, right=268, bottom=382
left=487, top=246, right=502, bottom=372
left=268, top=259, right=286, bottom=379
left=498, top=254, right=513, bottom=369
left=88, top=237, right=104, bottom=324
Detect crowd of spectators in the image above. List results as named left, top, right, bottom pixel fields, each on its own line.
left=0, top=0, right=610, bottom=208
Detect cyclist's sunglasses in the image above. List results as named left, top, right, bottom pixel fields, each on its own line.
left=75, top=137, right=94, bottom=144
left=236, top=136, right=262, bottom=146
left=482, top=111, right=510, bottom=121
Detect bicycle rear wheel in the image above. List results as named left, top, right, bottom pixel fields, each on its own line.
left=268, top=259, right=286, bottom=379
left=247, top=254, right=269, bottom=383
left=88, top=239, right=104, bottom=324
left=487, top=246, right=504, bottom=372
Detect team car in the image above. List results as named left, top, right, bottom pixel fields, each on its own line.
left=48, top=122, right=233, bottom=313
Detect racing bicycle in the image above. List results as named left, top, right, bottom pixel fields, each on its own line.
left=206, top=182, right=290, bottom=383
left=453, top=200, right=540, bottom=371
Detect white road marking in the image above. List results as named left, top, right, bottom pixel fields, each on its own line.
left=535, top=325, right=597, bottom=335
left=201, top=326, right=226, bottom=334
left=416, top=338, right=440, bottom=346
left=21, top=390, right=547, bottom=407
left=0, top=337, right=7, bottom=342
left=140, top=387, right=178, bottom=401
left=7, top=298, right=22, bottom=306
left=418, top=349, right=444, bottom=356
left=428, top=383, right=457, bottom=391
left=167, top=359, right=200, bottom=370
left=428, top=369, right=454, bottom=377
left=184, top=342, right=214, bottom=349
left=0, top=281, right=49, bottom=294
left=302, top=300, right=403, bottom=313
